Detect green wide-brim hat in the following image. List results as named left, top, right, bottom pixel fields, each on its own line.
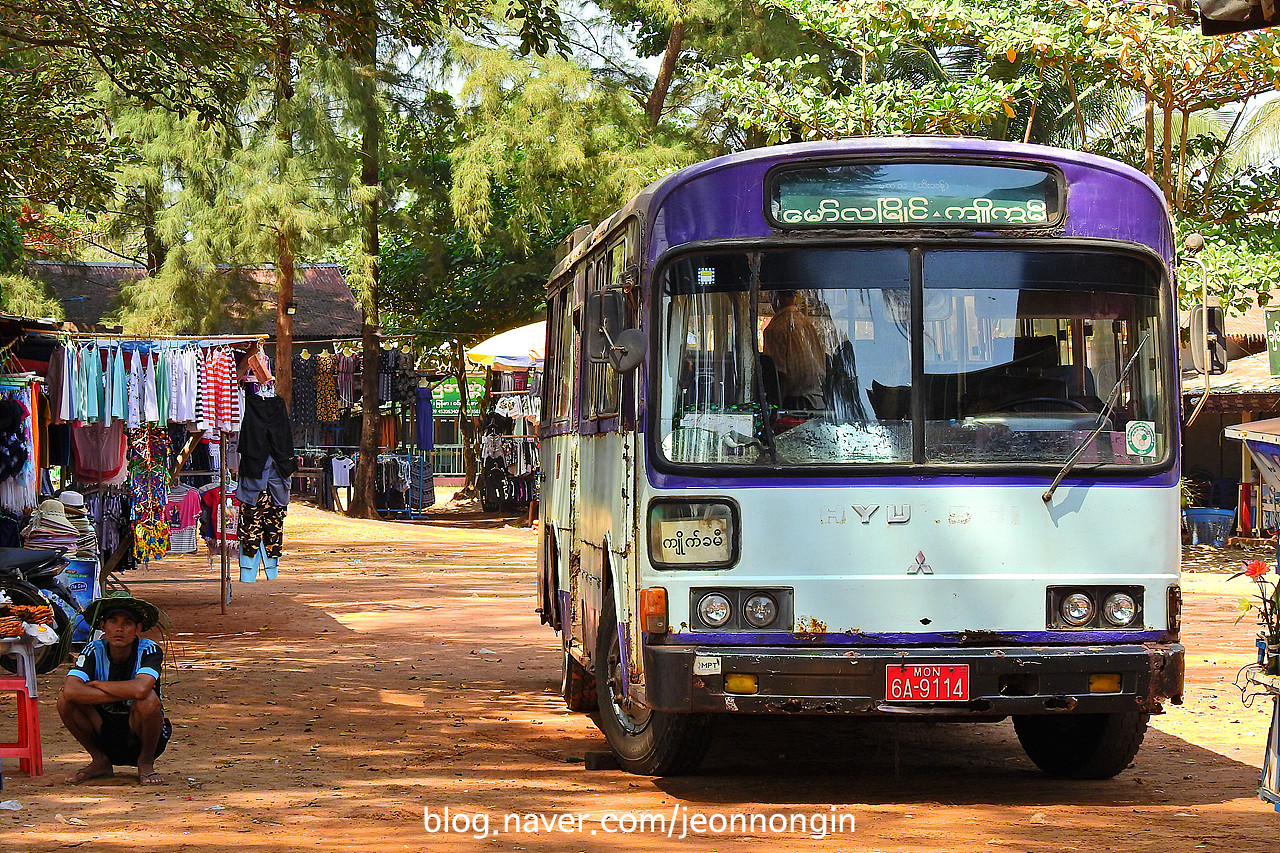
left=83, top=594, right=160, bottom=632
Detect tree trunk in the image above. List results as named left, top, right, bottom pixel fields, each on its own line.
left=1176, top=108, right=1191, bottom=214
left=274, top=22, right=296, bottom=407
left=453, top=339, right=479, bottom=500
left=1143, top=88, right=1155, bottom=180
left=1161, top=82, right=1174, bottom=205
left=644, top=20, right=685, bottom=126
left=143, top=183, right=166, bottom=275
left=1064, top=67, right=1088, bottom=153
left=348, top=5, right=382, bottom=519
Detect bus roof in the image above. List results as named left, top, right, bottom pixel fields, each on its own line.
left=552, top=138, right=1174, bottom=279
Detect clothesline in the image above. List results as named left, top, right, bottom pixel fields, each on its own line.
left=285, top=333, right=416, bottom=346
left=27, top=331, right=267, bottom=343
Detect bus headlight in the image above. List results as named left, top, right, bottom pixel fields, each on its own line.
left=697, top=593, right=733, bottom=628
left=742, top=593, right=778, bottom=629
left=1102, top=592, right=1137, bottom=627
left=690, top=587, right=793, bottom=632
left=1060, top=592, right=1095, bottom=627
left=1048, top=586, right=1144, bottom=630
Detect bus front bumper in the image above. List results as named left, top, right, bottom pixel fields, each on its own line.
left=640, top=643, right=1184, bottom=716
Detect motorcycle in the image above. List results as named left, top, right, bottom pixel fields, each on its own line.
left=0, top=546, right=81, bottom=674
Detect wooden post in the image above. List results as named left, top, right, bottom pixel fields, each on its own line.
left=219, top=429, right=229, bottom=613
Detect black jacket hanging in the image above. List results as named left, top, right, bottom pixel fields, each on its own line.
left=238, top=394, right=298, bottom=480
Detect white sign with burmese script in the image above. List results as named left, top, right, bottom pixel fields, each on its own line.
left=658, top=519, right=729, bottom=563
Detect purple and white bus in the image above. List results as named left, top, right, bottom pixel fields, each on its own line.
left=537, top=138, right=1184, bottom=777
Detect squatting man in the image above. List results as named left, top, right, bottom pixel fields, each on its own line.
left=57, top=595, right=172, bottom=785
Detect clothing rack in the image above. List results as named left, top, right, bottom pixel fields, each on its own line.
left=374, top=451, right=434, bottom=519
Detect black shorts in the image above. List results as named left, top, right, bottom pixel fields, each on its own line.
left=93, top=709, right=172, bottom=767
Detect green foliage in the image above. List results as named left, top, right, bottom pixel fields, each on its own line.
left=0, top=217, right=23, bottom=274
left=0, top=1, right=269, bottom=209
left=0, top=274, right=64, bottom=319
left=379, top=87, right=566, bottom=347
left=704, top=54, right=1027, bottom=139
left=449, top=40, right=704, bottom=246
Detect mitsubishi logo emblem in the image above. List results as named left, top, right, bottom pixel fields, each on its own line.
left=908, top=551, right=933, bottom=575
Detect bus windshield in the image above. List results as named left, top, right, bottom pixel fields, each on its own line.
left=656, top=246, right=1169, bottom=469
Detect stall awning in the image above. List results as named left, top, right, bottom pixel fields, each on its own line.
left=466, top=321, right=545, bottom=371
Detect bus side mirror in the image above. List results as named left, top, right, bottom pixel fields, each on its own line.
left=1190, top=303, right=1227, bottom=375
left=586, top=290, right=646, bottom=372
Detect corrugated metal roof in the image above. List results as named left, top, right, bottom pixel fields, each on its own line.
left=1182, top=351, right=1280, bottom=395
left=23, top=261, right=361, bottom=340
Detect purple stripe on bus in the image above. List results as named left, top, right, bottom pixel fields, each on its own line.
left=558, top=590, right=572, bottom=635
left=651, top=629, right=1172, bottom=646
left=645, top=469, right=1179, bottom=490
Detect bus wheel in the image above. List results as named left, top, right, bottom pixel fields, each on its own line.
left=561, top=637, right=597, bottom=712
left=1013, top=712, right=1149, bottom=779
left=595, top=594, right=713, bottom=775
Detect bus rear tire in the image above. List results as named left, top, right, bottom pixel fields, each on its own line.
left=1013, top=711, right=1149, bottom=779
left=595, top=595, right=713, bottom=775
left=561, top=638, right=597, bottom=712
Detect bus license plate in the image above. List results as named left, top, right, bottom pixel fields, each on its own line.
left=885, top=664, right=970, bottom=702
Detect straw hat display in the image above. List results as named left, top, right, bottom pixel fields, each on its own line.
left=58, top=490, right=99, bottom=559
left=20, top=498, right=80, bottom=553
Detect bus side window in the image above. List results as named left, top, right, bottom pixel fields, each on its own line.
left=544, top=283, right=575, bottom=426
left=586, top=240, right=628, bottom=420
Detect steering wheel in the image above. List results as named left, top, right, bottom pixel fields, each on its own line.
left=996, top=397, right=1092, bottom=413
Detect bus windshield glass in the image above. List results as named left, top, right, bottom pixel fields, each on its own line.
left=656, top=247, right=1168, bottom=468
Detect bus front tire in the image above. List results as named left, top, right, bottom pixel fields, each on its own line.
left=561, top=638, right=597, bottom=712
left=1013, top=711, right=1149, bottom=779
left=595, top=595, right=713, bottom=775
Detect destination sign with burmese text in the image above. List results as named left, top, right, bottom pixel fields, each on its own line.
left=771, top=161, right=1061, bottom=228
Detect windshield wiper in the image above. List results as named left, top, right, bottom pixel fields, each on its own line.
left=1042, top=332, right=1151, bottom=504
left=747, top=255, right=777, bottom=462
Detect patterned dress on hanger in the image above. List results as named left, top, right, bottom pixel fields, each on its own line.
left=315, top=351, right=340, bottom=424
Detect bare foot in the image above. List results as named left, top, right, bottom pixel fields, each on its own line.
left=66, top=761, right=113, bottom=784
left=137, top=764, right=165, bottom=785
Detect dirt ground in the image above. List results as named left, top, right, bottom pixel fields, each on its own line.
left=3, top=503, right=1280, bottom=852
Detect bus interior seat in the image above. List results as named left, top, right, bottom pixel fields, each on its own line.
left=682, top=354, right=739, bottom=404
left=758, top=354, right=781, bottom=410
left=868, top=381, right=910, bottom=420
left=1011, top=334, right=1059, bottom=371
left=1043, top=365, right=1104, bottom=411
left=824, top=341, right=868, bottom=422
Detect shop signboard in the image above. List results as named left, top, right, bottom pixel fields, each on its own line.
left=433, top=376, right=487, bottom=417
left=1268, top=308, right=1280, bottom=377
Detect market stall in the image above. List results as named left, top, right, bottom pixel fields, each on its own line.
left=467, top=322, right=544, bottom=516
left=288, top=337, right=434, bottom=518
left=1, top=328, right=288, bottom=613
left=1225, top=417, right=1280, bottom=811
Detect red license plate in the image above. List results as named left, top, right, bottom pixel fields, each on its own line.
left=885, top=664, right=970, bottom=702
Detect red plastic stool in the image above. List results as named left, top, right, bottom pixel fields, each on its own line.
left=0, top=638, right=43, bottom=777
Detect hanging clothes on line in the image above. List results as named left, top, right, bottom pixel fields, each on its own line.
left=165, top=483, right=201, bottom=554
left=127, top=426, right=172, bottom=563
left=315, top=350, right=340, bottom=424
left=235, top=392, right=295, bottom=582
left=0, top=380, right=38, bottom=513
left=202, top=346, right=242, bottom=432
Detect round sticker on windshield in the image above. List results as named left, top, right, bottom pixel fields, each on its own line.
left=1126, top=420, right=1157, bottom=457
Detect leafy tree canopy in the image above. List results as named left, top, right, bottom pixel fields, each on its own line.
left=0, top=273, right=64, bottom=319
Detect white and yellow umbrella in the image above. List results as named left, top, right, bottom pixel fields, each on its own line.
left=465, top=321, right=546, bottom=371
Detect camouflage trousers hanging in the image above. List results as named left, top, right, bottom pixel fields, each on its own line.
left=239, top=490, right=287, bottom=559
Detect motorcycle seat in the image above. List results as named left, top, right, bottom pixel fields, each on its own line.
left=0, top=547, right=67, bottom=575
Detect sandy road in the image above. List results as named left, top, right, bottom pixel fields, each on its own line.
left=1, top=504, right=1278, bottom=852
